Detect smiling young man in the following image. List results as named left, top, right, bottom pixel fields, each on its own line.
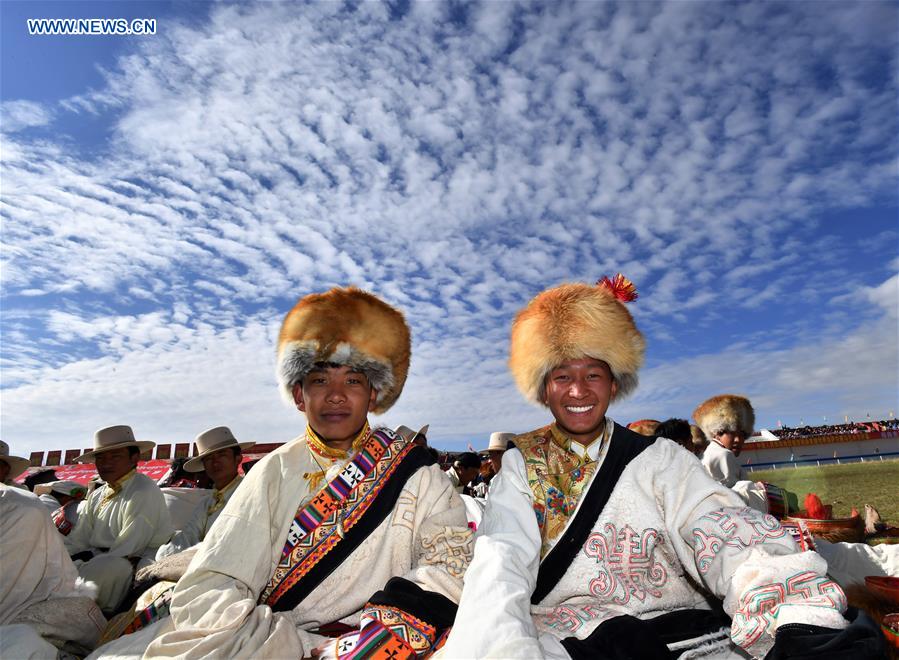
left=443, top=276, right=867, bottom=659
left=143, top=287, right=471, bottom=659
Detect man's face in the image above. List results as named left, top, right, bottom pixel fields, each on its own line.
left=716, top=431, right=745, bottom=456
left=94, top=447, right=139, bottom=484
left=0, top=459, right=10, bottom=483
left=488, top=450, right=504, bottom=474
left=457, top=465, right=480, bottom=487
left=293, top=365, right=377, bottom=445
left=201, top=448, right=241, bottom=489
left=544, top=358, right=618, bottom=446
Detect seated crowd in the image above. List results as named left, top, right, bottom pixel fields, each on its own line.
left=1, top=278, right=895, bottom=659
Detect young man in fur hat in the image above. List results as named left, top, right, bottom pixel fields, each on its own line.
left=443, top=276, right=870, bottom=659
left=64, top=426, right=172, bottom=615
left=141, top=287, right=472, bottom=659
left=695, top=394, right=799, bottom=516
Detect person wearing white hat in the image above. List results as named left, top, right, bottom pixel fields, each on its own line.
left=1, top=471, right=106, bottom=657
left=155, top=426, right=253, bottom=560
left=443, top=276, right=864, bottom=659
left=0, top=440, right=31, bottom=486
left=63, top=425, right=172, bottom=615
left=483, top=431, right=515, bottom=474
left=142, top=287, right=471, bottom=660
left=37, top=480, right=88, bottom=535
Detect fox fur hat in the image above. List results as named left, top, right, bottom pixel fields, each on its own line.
left=509, top=275, right=645, bottom=406
left=627, top=419, right=660, bottom=436
left=692, top=394, right=755, bottom=440
left=277, top=287, right=411, bottom=414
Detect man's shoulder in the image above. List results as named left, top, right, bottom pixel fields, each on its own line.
left=511, top=426, right=552, bottom=454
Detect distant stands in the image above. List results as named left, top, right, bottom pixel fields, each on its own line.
left=769, top=419, right=899, bottom=440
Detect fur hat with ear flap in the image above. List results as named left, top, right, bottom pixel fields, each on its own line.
left=277, top=287, right=411, bottom=414
left=692, top=394, right=755, bottom=440
left=509, top=274, right=645, bottom=406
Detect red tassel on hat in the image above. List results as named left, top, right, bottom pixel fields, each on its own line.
left=597, top=273, right=638, bottom=302
left=804, top=493, right=828, bottom=520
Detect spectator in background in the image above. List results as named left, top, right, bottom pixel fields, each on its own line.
left=655, top=418, right=693, bottom=452
left=0, top=441, right=31, bottom=487
left=471, top=461, right=495, bottom=498
left=37, top=480, right=87, bottom=536
left=156, top=426, right=252, bottom=560
left=694, top=395, right=798, bottom=517
left=483, top=431, right=515, bottom=474
left=626, top=418, right=659, bottom=436
left=394, top=424, right=429, bottom=448
left=446, top=452, right=481, bottom=495
left=690, top=424, right=708, bottom=456
left=24, top=468, right=57, bottom=492
left=64, top=426, right=172, bottom=614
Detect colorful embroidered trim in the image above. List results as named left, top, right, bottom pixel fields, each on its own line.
left=260, top=428, right=414, bottom=606
left=360, top=604, right=438, bottom=655
left=338, top=619, right=417, bottom=659
left=779, top=519, right=816, bottom=551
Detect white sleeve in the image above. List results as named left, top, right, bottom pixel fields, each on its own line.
left=701, top=443, right=743, bottom=487
left=155, top=497, right=207, bottom=560
left=440, top=449, right=543, bottom=658
left=731, top=480, right=769, bottom=513
left=656, top=442, right=847, bottom=658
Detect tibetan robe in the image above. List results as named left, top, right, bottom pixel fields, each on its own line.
left=442, top=420, right=849, bottom=659
left=155, top=475, right=244, bottom=560
left=143, top=426, right=472, bottom=659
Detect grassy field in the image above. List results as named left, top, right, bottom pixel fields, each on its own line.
left=747, top=459, right=899, bottom=523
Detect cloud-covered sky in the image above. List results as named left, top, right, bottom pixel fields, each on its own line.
left=2, top=0, right=897, bottom=454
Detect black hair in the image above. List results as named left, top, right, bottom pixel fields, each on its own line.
left=655, top=418, right=692, bottom=446
left=455, top=452, right=482, bottom=469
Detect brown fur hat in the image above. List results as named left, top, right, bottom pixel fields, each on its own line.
left=509, top=277, right=645, bottom=405
left=277, top=287, right=411, bottom=414
left=627, top=419, right=660, bottom=436
left=692, top=395, right=755, bottom=440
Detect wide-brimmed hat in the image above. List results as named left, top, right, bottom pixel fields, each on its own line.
left=75, top=425, right=155, bottom=463
left=277, top=287, right=411, bottom=414
left=0, top=440, right=31, bottom=479
left=509, top=274, right=645, bottom=406
left=394, top=424, right=429, bottom=444
left=49, top=480, right=87, bottom=497
left=184, top=426, right=255, bottom=472
left=693, top=395, right=755, bottom=440
left=483, top=431, right=515, bottom=453
left=627, top=419, right=660, bottom=436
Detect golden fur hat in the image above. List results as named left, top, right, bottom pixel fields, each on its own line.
left=277, top=287, right=411, bottom=414
left=692, top=394, right=755, bottom=440
left=509, top=275, right=645, bottom=405
left=627, top=419, right=660, bottom=436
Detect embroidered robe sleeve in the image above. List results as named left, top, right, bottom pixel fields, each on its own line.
left=439, top=449, right=546, bottom=659
left=650, top=440, right=847, bottom=658
left=145, top=453, right=315, bottom=658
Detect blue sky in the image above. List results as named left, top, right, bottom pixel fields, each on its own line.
left=2, top=0, right=897, bottom=455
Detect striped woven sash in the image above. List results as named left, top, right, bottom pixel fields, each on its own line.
left=260, top=427, right=420, bottom=609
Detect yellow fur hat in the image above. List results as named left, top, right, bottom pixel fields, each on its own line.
left=692, top=394, right=755, bottom=440
left=509, top=274, right=645, bottom=405
left=277, top=287, right=411, bottom=414
left=627, top=419, right=660, bottom=436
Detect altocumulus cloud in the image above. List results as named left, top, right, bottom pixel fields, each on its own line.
left=1, top=1, right=897, bottom=452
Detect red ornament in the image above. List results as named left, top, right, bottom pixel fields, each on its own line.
left=597, top=273, right=638, bottom=302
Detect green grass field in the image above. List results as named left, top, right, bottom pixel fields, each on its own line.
left=747, top=459, right=899, bottom=523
